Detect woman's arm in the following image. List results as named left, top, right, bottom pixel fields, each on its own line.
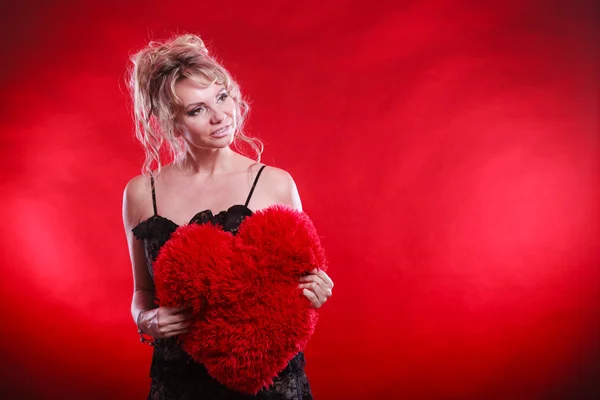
left=122, top=175, right=157, bottom=323
left=122, top=175, right=194, bottom=339
left=265, top=167, right=334, bottom=308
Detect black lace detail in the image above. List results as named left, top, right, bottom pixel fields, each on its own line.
left=132, top=215, right=177, bottom=279
left=132, top=206, right=313, bottom=400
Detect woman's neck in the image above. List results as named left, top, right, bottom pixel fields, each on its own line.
left=178, top=146, right=237, bottom=177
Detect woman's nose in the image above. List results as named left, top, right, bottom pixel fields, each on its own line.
left=212, top=109, right=226, bottom=123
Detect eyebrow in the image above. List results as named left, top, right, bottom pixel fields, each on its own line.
left=184, top=88, right=228, bottom=110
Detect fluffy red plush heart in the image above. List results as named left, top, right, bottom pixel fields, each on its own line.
left=153, top=205, right=327, bottom=394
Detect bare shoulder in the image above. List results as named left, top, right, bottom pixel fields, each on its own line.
left=123, top=174, right=150, bottom=205
left=238, top=155, right=293, bottom=187
left=262, top=165, right=295, bottom=187
left=258, top=165, right=302, bottom=211
left=122, top=173, right=152, bottom=228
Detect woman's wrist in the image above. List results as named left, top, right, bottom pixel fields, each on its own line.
left=136, top=308, right=155, bottom=346
left=136, top=309, right=149, bottom=333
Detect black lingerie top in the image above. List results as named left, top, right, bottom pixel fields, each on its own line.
left=131, top=166, right=314, bottom=400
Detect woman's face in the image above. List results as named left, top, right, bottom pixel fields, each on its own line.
left=173, top=78, right=236, bottom=149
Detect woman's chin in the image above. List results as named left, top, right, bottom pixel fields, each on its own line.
left=188, top=136, right=234, bottom=150
left=214, top=135, right=234, bottom=147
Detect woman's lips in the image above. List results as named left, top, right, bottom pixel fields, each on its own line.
left=211, top=125, right=231, bottom=138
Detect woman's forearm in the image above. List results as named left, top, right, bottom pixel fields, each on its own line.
left=131, top=289, right=156, bottom=323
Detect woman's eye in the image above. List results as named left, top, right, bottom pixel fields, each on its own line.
left=190, top=107, right=205, bottom=116
left=218, top=93, right=229, bottom=101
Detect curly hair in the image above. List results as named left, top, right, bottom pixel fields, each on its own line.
left=127, top=34, right=263, bottom=176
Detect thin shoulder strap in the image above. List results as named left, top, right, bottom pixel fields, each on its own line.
left=244, top=165, right=266, bottom=207
left=150, top=173, right=158, bottom=216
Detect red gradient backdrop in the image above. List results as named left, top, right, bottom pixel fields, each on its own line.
left=1, top=1, right=598, bottom=399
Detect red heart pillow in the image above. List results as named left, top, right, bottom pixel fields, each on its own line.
left=153, top=205, right=327, bottom=394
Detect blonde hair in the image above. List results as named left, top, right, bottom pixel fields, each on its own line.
left=127, top=34, right=263, bottom=176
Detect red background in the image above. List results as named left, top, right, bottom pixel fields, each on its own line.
left=1, top=1, right=598, bottom=399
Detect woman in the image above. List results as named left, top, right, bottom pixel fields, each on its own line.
left=122, top=34, right=334, bottom=399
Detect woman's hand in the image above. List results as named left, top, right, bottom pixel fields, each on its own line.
left=298, top=268, right=334, bottom=308
left=139, top=305, right=194, bottom=339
